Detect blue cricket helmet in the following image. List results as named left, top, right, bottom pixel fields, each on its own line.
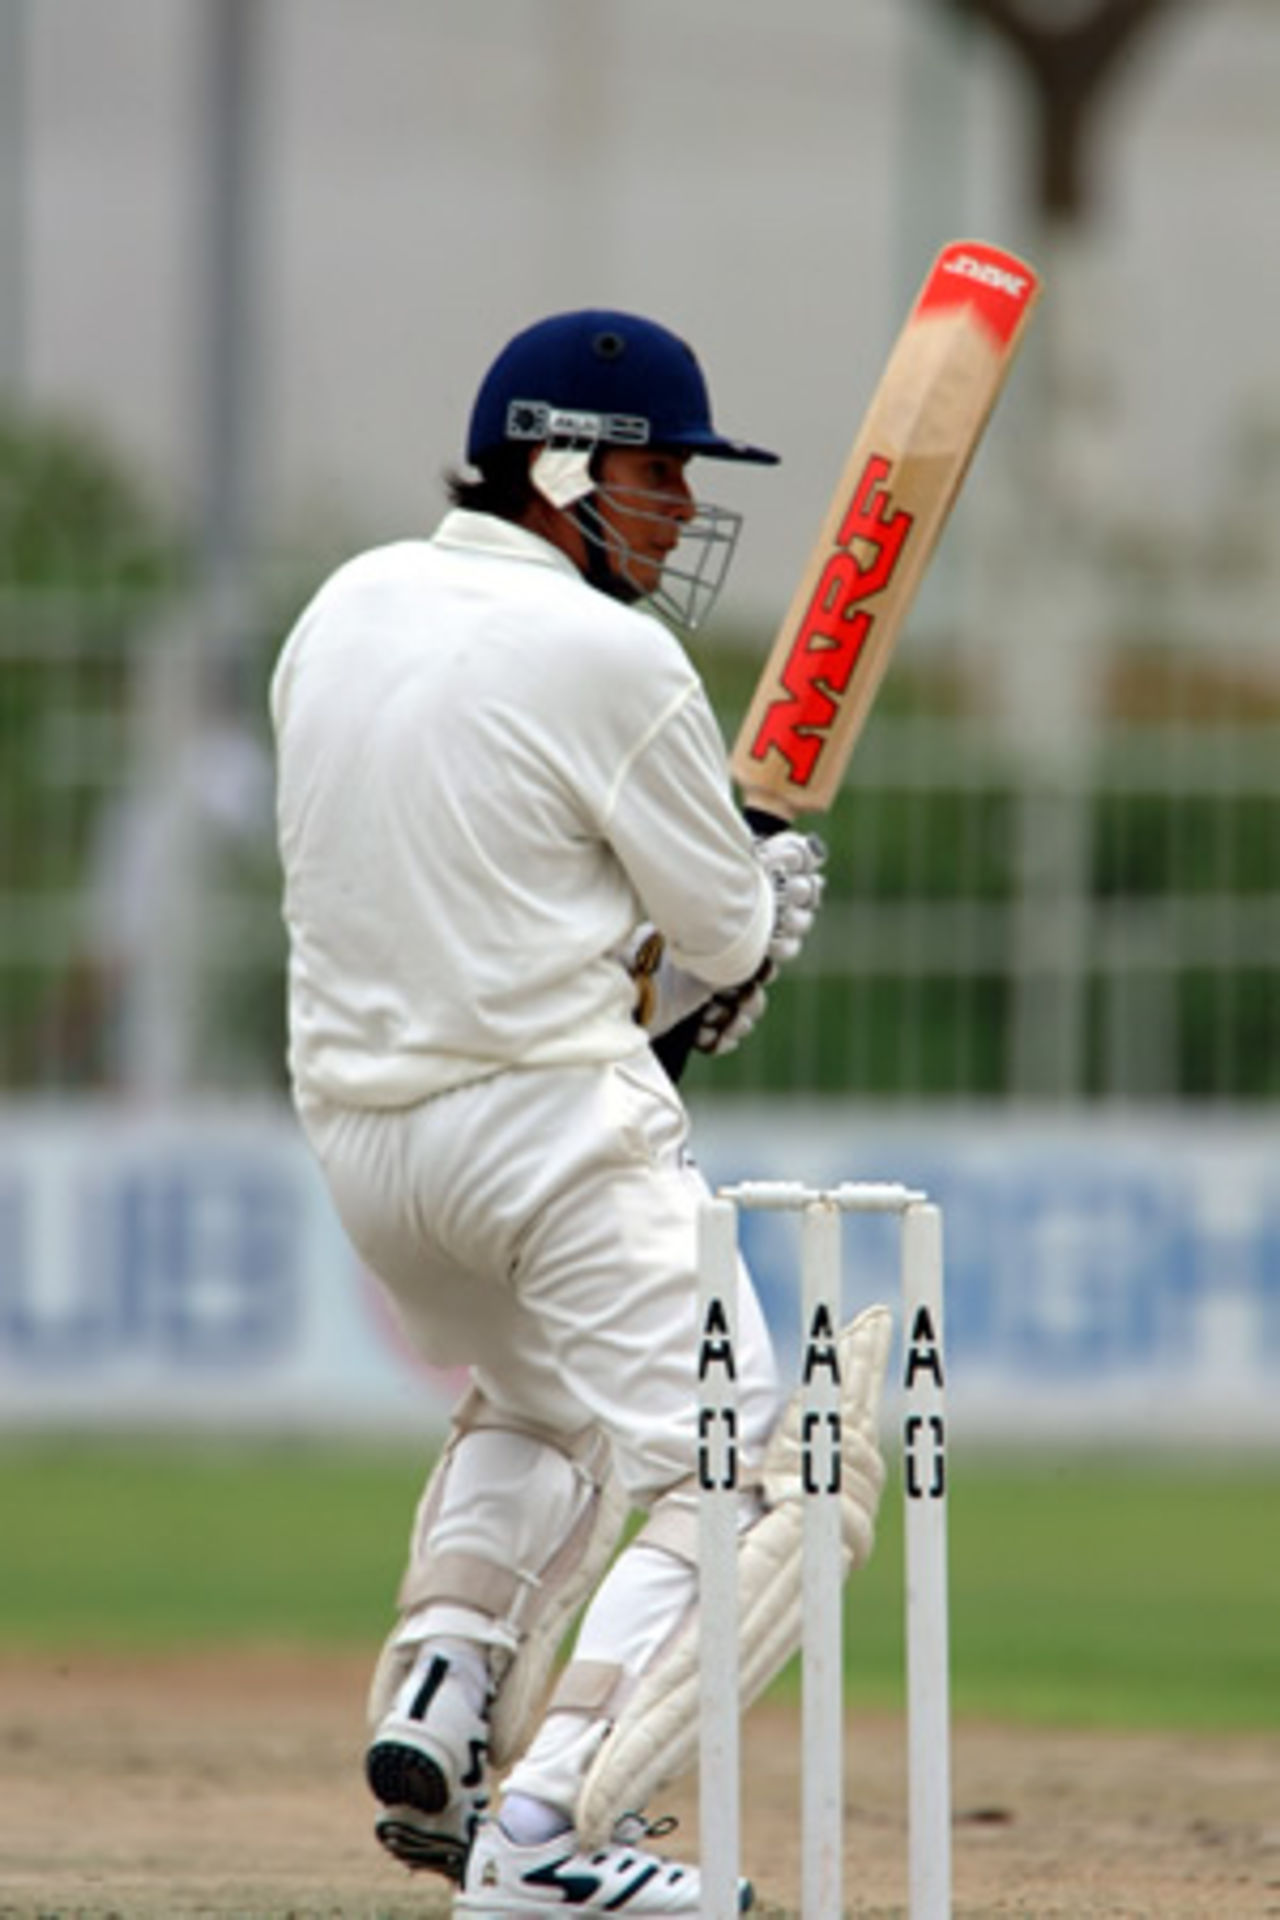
left=466, top=309, right=779, bottom=467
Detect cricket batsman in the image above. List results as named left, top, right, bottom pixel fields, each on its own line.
left=270, top=308, right=890, bottom=1915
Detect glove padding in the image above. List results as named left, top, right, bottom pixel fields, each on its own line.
left=618, top=926, right=767, bottom=1058
left=623, top=828, right=824, bottom=1057
left=693, top=967, right=771, bottom=1057
left=758, top=830, right=826, bottom=965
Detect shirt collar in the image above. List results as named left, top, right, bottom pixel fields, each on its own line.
left=432, top=508, right=582, bottom=582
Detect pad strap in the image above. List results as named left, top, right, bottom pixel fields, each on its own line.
left=549, top=1658, right=626, bottom=1717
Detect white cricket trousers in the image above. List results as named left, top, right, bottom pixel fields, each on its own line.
left=299, top=1049, right=780, bottom=1812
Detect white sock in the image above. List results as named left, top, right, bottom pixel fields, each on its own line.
left=499, top=1790, right=573, bottom=1846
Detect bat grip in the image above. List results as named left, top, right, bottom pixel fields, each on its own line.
left=650, top=807, right=790, bottom=1084
left=742, top=805, right=790, bottom=837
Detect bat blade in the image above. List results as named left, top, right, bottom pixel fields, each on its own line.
left=730, top=239, right=1041, bottom=821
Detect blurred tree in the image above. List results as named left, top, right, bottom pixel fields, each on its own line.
left=0, top=406, right=186, bottom=599
left=0, top=406, right=188, bottom=1085
left=944, top=0, right=1184, bottom=217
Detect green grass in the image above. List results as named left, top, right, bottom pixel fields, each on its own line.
left=0, top=1437, right=426, bottom=1647
left=3, top=1439, right=1277, bottom=1732
left=847, top=1449, right=1280, bottom=1731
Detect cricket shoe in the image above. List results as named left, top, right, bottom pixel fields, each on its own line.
left=374, top=1784, right=490, bottom=1885
left=366, top=1647, right=491, bottom=1881
left=453, top=1811, right=754, bottom=1915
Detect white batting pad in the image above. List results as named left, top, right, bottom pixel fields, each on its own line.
left=367, top=1411, right=628, bottom=1770
left=489, top=1447, right=629, bottom=1768
left=574, top=1303, right=891, bottom=1847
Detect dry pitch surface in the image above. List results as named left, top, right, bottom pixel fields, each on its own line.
left=0, top=1650, right=1277, bottom=1918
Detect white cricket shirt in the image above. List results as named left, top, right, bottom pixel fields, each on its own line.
left=271, top=511, right=772, bottom=1106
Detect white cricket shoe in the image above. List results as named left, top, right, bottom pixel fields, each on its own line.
left=366, top=1647, right=491, bottom=1883
left=453, top=1811, right=753, bottom=1915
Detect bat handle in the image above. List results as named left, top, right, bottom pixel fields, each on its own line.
left=650, top=806, right=793, bottom=1084
left=742, top=804, right=791, bottom=838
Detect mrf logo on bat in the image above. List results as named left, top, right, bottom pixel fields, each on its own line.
left=745, top=452, right=914, bottom=790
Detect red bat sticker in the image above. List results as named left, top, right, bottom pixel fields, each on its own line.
left=746, top=454, right=914, bottom=786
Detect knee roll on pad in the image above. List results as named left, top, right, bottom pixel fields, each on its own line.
left=574, top=1303, right=892, bottom=1848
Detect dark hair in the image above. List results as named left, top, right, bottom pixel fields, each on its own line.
left=445, top=445, right=536, bottom=521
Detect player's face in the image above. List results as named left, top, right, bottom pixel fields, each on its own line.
left=594, top=448, right=696, bottom=597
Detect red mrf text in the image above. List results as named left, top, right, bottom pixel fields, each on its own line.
left=747, top=454, right=914, bottom=786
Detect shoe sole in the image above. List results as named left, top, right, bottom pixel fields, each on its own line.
left=366, top=1736, right=450, bottom=1814
left=453, top=1871, right=751, bottom=1916
left=374, top=1805, right=468, bottom=1883
left=454, top=1903, right=736, bottom=1918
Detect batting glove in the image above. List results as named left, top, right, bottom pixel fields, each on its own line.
left=758, top=830, right=827, bottom=965
left=694, top=970, right=771, bottom=1057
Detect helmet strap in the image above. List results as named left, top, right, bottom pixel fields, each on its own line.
left=572, top=497, right=642, bottom=606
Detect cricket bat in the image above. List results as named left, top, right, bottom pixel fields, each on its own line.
left=654, top=239, right=1040, bottom=1081
left=732, top=238, right=1041, bottom=825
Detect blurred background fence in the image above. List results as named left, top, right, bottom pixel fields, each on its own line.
left=3, top=418, right=1277, bottom=1104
